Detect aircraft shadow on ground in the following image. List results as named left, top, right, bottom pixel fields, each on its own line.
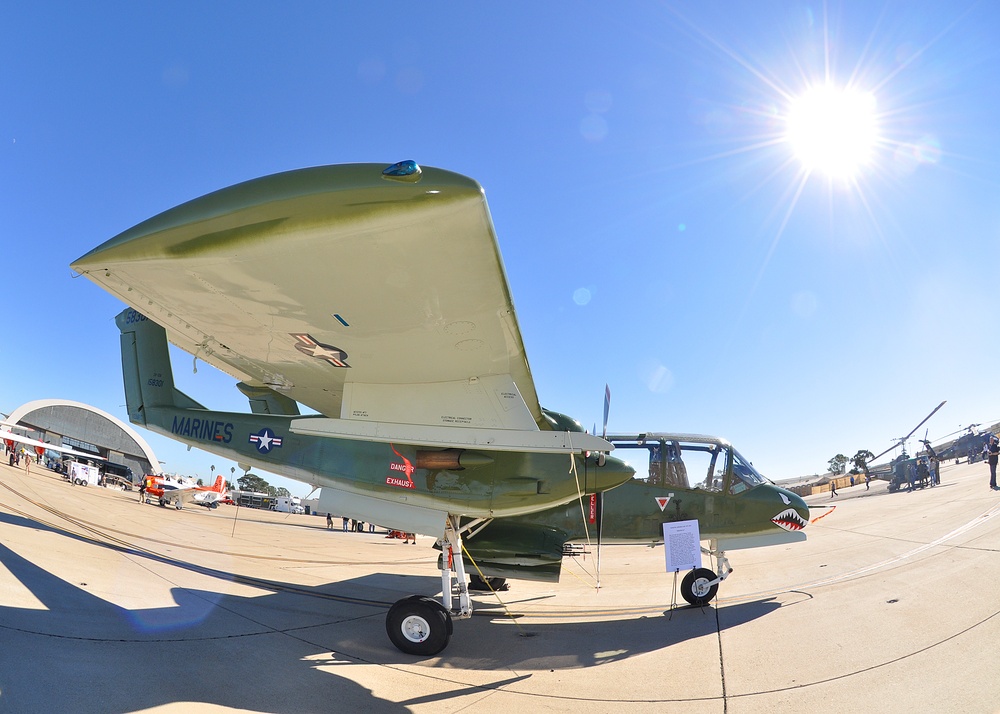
left=0, top=509, right=779, bottom=711
left=438, top=597, right=781, bottom=671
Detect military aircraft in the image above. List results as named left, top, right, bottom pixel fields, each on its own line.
left=142, top=473, right=228, bottom=509
left=71, top=161, right=809, bottom=656
left=932, top=423, right=995, bottom=464
left=460, top=432, right=809, bottom=606
left=861, top=401, right=947, bottom=492
left=1, top=425, right=107, bottom=462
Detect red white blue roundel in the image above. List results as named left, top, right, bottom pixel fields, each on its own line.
left=249, top=428, right=283, bottom=453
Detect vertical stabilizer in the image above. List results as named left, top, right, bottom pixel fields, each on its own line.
left=115, top=308, right=204, bottom=425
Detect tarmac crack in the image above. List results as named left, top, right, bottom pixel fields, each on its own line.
left=715, top=601, right=728, bottom=712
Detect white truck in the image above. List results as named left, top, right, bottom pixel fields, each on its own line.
left=272, top=496, right=304, bottom=514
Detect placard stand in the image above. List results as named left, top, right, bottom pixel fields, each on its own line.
left=668, top=569, right=680, bottom=619
left=663, top=520, right=701, bottom=616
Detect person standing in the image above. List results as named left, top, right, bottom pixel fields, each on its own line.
left=988, top=435, right=999, bottom=490
left=342, top=516, right=348, bottom=532
left=326, top=513, right=334, bottom=530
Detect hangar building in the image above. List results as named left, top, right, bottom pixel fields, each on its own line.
left=5, top=399, right=161, bottom=480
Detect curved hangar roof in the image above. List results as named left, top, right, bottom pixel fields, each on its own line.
left=5, top=399, right=161, bottom=474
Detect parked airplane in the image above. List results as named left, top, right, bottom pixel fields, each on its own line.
left=71, top=161, right=809, bottom=655
left=1, top=426, right=107, bottom=462
left=142, top=474, right=228, bottom=509
left=461, top=432, right=808, bottom=605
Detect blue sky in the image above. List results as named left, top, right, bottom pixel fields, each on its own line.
left=3, top=2, right=1000, bottom=494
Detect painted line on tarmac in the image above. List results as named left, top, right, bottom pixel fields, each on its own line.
left=720, top=499, right=1000, bottom=605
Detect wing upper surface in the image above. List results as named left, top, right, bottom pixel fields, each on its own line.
left=72, top=164, right=544, bottom=429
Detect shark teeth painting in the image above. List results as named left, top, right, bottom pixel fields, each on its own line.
left=772, top=508, right=808, bottom=532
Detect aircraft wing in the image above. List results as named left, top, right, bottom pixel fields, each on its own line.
left=166, top=488, right=220, bottom=507
left=71, top=163, right=544, bottom=432
left=0, top=430, right=105, bottom=461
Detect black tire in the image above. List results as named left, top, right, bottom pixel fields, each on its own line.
left=385, top=596, right=452, bottom=656
left=680, top=568, right=719, bottom=606
left=159, top=498, right=165, bottom=507
left=468, top=575, right=508, bottom=592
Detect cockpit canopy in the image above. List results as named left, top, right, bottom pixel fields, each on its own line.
left=606, top=433, right=768, bottom=496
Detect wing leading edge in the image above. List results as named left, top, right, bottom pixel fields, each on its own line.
left=72, top=163, right=545, bottom=433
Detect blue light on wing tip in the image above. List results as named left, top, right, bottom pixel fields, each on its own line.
left=382, top=160, right=421, bottom=177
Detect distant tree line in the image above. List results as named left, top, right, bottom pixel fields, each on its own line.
left=827, top=449, right=875, bottom=476
left=236, top=473, right=290, bottom=497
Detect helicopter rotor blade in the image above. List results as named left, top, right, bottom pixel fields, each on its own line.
left=939, top=426, right=967, bottom=440
left=902, top=401, right=947, bottom=442
left=869, top=442, right=900, bottom=463
left=867, top=401, right=946, bottom=464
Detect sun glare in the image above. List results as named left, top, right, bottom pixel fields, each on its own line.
left=786, top=85, right=879, bottom=180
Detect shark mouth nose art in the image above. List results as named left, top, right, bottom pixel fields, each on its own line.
left=772, top=508, right=808, bottom=532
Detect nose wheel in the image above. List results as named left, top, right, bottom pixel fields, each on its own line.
left=680, top=568, right=719, bottom=605
left=678, top=542, right=733, bottom=606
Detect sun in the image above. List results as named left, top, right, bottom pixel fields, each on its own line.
left=786, top=85, right=879, bottom=180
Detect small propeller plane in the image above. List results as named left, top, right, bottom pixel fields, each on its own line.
left=461, top=432, right=809, bottom=606
left=71, top=161, right=809, bottom=656
left=1, top=425, right=107, bottom=463
left=142, top=473, right=228, bottom=509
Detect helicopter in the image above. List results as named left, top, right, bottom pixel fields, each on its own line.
left=858, top=401, right=946, bottom=493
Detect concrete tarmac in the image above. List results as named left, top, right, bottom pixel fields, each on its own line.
left=0, top=458, right=998, bottom=713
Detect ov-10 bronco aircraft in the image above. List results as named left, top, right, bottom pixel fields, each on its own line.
left=71, top=161, right=809, bottom=656
left=142, top=473, right=228, bottom=510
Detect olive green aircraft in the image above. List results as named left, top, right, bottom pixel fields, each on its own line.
left=71, top=161, right=810, bottom=656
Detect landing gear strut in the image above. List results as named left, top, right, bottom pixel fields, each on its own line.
left=385, top=515, right=473, bottom=656
left=679, top=541, right=733, bottom=606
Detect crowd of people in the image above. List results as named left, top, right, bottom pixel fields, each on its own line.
left=323, top=513, right=415, bottom=543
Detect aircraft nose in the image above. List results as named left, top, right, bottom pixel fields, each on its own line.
left=771, top=487, right=810, bottom=532
left=586, top=453, right=635, bottom=493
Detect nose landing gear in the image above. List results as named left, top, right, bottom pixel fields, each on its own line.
left=679, top=542, right=732, bottom=606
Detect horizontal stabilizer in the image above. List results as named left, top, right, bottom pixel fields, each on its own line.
left=289, top=417, right=614, bottom=454
left=237, top=382, right=301, bottom=416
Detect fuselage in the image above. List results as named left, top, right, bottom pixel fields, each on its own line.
left=143, top=405, right=634, bottom=521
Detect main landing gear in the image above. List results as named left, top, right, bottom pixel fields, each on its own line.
left=679, top=541, right=733, bottom=606
left=386, top=514, right=482, bottom=656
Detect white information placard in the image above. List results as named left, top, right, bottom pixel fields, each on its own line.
left=663, top=520, right=701, bottom=572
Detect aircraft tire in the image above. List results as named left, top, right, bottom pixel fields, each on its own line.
left=680, top=568, right=719, bottom=606
left=159, top=498, right=165, bottom=507
left=386, top=596, right=452, bottom=656
left=469, top=575, right=508, bottom=592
